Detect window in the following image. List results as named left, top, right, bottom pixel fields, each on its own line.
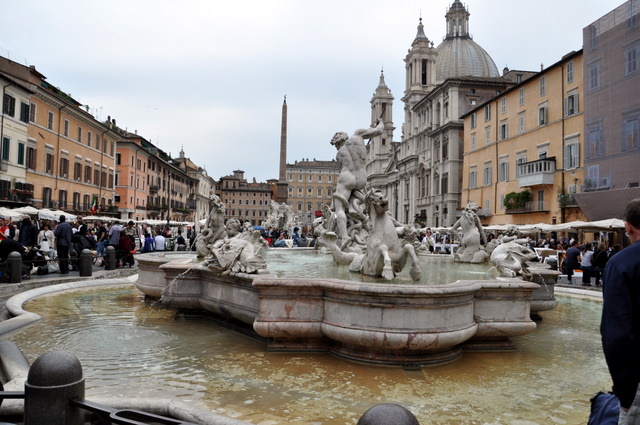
left=537, top=190, right=544, bottom=211
left=74, top=162, right=82, bottom=180
left=17, top=142, right=24, bottom=166
left=317, top=188, right=322, bottom=197
left=73, top=192, right=81, bottom=210
left=77, top=127, right=82, bottom=143
left=539, top=77, right=546, bottom=96
left=587, top=124, right=605, bottom=158
left=470, top=112, right=476, bottom=129
left=589, top=25, right=597, bottom=50
left=469, top=167, right=477, bottom=189
left=622, top=114, right=640, bottom=151
left=500, top=97, right=506, bottom=114
left=519, top=87, right=525, bottom=106
left=485, top=126, right=491, bottom=145
left=518, top=113, right=525, bottom=134
left=588, top=61, right=601, bottom=91
left=59, top=190, right=68, bottom=210
left=46, top=152, right=55, bottom=174
left=2, top=94, right=15, bottom=117
left=565, top=90, right=579, bottom=116
left=19, top=102, right=29, bottom=123
left=1, top=137, right=9, bottom=161
left=499, top=158, right=509, bottom=182
left=47, top=111, right=54, bottom=130
left=59, top=157, right=69, bottom=177
left=85, top=165, right=92, bottom=183
left=442, top=138, right=448, bottom=160
left=515, top=155, right=527, bottom=178
left=63, top=120, right=69, bottom=137
left=483, top=163, right=492, bottom=186
left=564, top=138, right=580, bottom=169
left=26, top=146, right=36, bottom=170
left=471, top=133, right=477, bottom=151
left=42, top=187, right=52, bottom=208
left=567, top=61, right=574, bottom=83
left=441, top=173, right=448, bottom=194
left=538, top=104, right=548, bottom=126
left=29, top=102, right=36, bottom=122
left=87, top=132, right=92, bottom=147
left=499, top=122, right=509, bottom=140
left=484, top=104, right=491, bottom=122
left=625, top=42, right=640, bottom=76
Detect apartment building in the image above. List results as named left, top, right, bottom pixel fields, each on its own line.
left=461, top=50, right=587, bottom=225
left=0, top=56, right=119, bottom=214
left=574, top=0, right=640, bottom=219
left=216, top=170, right=273, bottom=226
left=286, top=158, right=340, bottom=226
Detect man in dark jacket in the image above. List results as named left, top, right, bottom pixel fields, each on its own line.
left=601, top=198, right=640, bottom=424
left=18, top=217, right=37, bottom=248
left=53, top=215, right=73, bottom=274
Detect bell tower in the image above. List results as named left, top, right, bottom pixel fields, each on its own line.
left=367, top=69, right=394, bottom=176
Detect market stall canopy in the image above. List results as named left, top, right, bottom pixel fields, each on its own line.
left=573, top=218, right=625, bottom=232
left=0, top=207, right=27, bottom=220
left=37, top=208, right=77, bottom=222
left=11, top=206, right=40, bottom=216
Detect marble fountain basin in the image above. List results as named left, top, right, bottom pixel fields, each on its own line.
left=135, top=250, right=542, bottom=367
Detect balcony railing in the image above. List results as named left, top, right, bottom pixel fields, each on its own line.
left=517, top=157, right=556, bottom=187
left=505, top=201, right=549, bottom=214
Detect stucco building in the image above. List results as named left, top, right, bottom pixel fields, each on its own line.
left=461, top=50, right=587, bottom=226
left=216, top=170, right=273, bottom=226
left=286, top=158, right=340, bottom=226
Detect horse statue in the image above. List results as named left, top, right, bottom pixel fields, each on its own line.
left=321, top=188, right=422, bottom=281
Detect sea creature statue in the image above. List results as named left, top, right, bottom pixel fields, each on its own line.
left=202, top=218, right=267, bottom=275
left=489, top=240, right=538, bottom=279
left=263, top=200, right=296, bottom=231
left=195, top=194, right=226, bottom=259
left=322, top=189, right=422, bottom=281
left=449, top=202, right=489, bottom=264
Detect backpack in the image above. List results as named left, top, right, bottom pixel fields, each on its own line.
left=588, top=392, right=620, bottom=425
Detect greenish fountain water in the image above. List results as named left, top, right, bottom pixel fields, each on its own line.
left=8, top=283, right=610, bottom=425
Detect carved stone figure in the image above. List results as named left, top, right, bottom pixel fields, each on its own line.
left=490, top=240, right=537, bottom=279
left=263, top=200, right=296, bottom=231
left=203, top=218, right=267, bottom=275
left=449, top=202, right=488, bottom=264
left=322, top=189, right=421, bottom=281
left=330, top=119, right=384, bottom=249
left=195, top=194, right=225, bottom=259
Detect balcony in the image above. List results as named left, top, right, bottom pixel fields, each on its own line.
left=505, top=201, right=549, bottom=214
left=149, top=185, right=160, bottom=194
left=517, top=157, right=556, bottom=187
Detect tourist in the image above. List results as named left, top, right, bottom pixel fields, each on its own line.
left=563, top=240, right=581, bottom=283
left=108, top=220, right=123, bottom=247
left=142, top=232, right=155, bottom=253
left=53, top=214, right=73, bottom=274
left=76, top=217, right=88, bottom=236
left=17, top=217, right=37, bottom=249
left=0, top=218, right=8, bottom=241
left=118, top=232, right=135, bottom=267
left=273, top=233, right=287, bottom=248
left=601, top=197, right=640, bottom=424
left=580, top=243, right=594, bottom=286
left=37, top=223, right=55, bottom=257
left=95, top=220, right=108, bottom=258
left=154, top=230, right=166, bottom=251
left=592, top=243, right=609, bottom=287
left=292, top=227, right=307, bottom=247
left=176, top=230, right=186, bottom=250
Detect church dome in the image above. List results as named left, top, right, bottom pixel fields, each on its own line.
left=434, top=1, right=499, bottom=83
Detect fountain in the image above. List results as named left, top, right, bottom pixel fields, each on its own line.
left=4, top=282, right=609, bottom=425
left=133, top=120, right=557, bottom=367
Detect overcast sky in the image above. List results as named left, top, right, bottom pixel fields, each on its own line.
left=0, top=0, right=625, bottom=182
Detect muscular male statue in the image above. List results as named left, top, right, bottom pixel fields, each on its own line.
left=331, top=119, right=384, bottom=241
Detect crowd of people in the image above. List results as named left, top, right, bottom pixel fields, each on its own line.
left=0, top=215, right=197, bottom=277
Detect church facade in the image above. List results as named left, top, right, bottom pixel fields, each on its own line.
left=366, top=0, right=530, bottom=227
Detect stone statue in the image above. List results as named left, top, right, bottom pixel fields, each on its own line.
left=322, top=188, right=421, bottom=281
left=203, top=218, right=267, bottom=275
left=195, top=194, right=226, bottom=259
left=263, top=200, right=296, bottom=231
left=330, top=119, right=384, bottom=249
left=490, top=240, right=538, bottom=279
left=449, top=202, right=488, bottom=264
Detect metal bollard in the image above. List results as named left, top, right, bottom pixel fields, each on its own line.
left=357, top=403, right=421, bottom=425
left=7, top=251, right=22, bottom=284
left=24, top=350, right=85, bottom=425
left=78, top=249, right=93, bottom=277
left=104, top=245, right=116, bottom=270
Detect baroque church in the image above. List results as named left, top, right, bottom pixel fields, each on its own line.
left=366, top=0, right=530, bottom=227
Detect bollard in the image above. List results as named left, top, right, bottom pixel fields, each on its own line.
left=24, top=350, right=85, bottom=425
left=357, top=403, right=421, bottom=425
left=7, top=251, right=22, bottom=284
left=78, top=249, right=93, bottom=277
left=105, top=245, right=116, bottom=270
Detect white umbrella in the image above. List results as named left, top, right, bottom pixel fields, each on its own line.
left=12, top=206, right=40, bottom=216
